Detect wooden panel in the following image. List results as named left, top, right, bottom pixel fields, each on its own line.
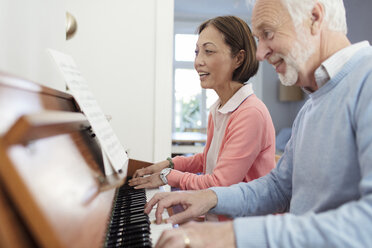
left=0, top=131, right=116, bottom=248
left=0, top=181, right=36, bottom=248
left=0, top=75, right=76, bottom=137
left=0, top=73, right=115, bottom=248
left=127, top=159, right=152, bottom=177
left=0, top=72, right=157, bottom=248
left=2, top=111, right=89, bottom=146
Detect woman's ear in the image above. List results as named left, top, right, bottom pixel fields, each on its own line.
left=235, top=50, right=245, bottom=69
left=310, top=2, right=324, bottom=35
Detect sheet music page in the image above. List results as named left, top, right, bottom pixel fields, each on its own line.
left=48, top=49, right=128, bottom=175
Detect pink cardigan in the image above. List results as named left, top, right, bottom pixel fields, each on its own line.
left=168, top=94, right=276, bottom=190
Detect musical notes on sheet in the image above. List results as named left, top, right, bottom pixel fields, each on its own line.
left=48, top=49, right=128, bottom=175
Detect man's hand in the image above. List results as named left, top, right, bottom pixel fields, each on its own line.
left=144, top=190, right=218, bottom=225
left=132, top=160, right=169, bottom=178
left=155, top=221, right=236, bottom=248
left=128, top=172, right=164, bottom=189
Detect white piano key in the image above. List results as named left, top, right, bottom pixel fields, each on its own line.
left=146, top=185, right=173, bottom=246
left=150, top=222, right=173, bottom=245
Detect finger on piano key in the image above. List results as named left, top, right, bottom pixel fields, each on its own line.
left=150, top=218, right=168, bottom=225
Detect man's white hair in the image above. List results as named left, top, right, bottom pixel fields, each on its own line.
left=245, top=0, right=347, bottom=34
left=281, top=0, right=347, bottom=34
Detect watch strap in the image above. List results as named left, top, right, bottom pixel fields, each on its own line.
left=166, top=157, right=174, bottom=169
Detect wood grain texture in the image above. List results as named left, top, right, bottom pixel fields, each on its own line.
left=0, top=73, right=122, bottom=248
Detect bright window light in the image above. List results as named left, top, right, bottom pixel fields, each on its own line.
left=175, top=34, right=198, bottom=62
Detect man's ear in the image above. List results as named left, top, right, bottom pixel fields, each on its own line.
left=235, top=50, right=246, bottom=69
left=311, top=2, right=324, bottom=35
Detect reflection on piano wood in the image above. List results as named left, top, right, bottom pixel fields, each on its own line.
left=0, top=72, right=171, bottom=248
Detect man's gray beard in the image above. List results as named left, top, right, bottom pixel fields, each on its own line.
left=278, top=32, right=315, bottom=87
left=279, top=60, right=299, bottom=86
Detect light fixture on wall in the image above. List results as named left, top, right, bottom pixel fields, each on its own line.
left=66, top=12, right=78, bottom=40
left=278, top=81, right=304, bottom=102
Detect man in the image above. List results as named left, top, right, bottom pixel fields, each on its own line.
left=147, top=0, right=372, bottom=247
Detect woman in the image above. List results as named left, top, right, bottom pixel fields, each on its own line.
left=129, top=16, right=275, bottom=192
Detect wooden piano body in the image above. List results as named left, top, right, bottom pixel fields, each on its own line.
left=0, top=72, right=151, bottom=248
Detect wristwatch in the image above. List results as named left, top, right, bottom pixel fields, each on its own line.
left=160, top=168, right=172, bottom=184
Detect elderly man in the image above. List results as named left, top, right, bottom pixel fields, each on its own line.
left=148, top=0, right=372, bottom=247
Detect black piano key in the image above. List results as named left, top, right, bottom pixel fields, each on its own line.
left=111, top=214, right=148, bottom=222
left=110, top=216, right=149, bottom=226
left=108, top=237, right=152, bottom=247
left=115, top=197, right=144, bottom=202
left=113, top=207, right=145, bottom=215
left=110, top=241, right=152, bottom=248
left=113, top=205, right=145, bottom=213
left=108, top=236, right=150, bottom=246
left=112, top=210, right=147, bottom=218
left=114, top=202, right=146, bottom=209
left=126, top=243, right=152, bottom=248
left=106, top=232, right=150, bottom=245
left=116, top=201, right=144, bottom=207
left=109, top=225, right=150, bottom=236
left=123, top=236, right=151, bottom=246
left=105, top=182, right=154, bottom=248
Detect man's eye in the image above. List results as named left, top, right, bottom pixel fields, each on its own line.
left=205, top=50, right=213, bottom=54
left=195, top=50, right=199, bottom=55
left=264, top=30, right=274, bottom=39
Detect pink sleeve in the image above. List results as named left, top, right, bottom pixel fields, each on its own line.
left=168, top=106, right=272, bottom=190
left=171, top=153, right=204, bottom=173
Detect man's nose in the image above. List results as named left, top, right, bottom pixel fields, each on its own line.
left=256, top=41, right=271, bottom=61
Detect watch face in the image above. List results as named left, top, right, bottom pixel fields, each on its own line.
left=162, top=168, right=170, bottom=175
left=160, top=168, right=171, bottom=184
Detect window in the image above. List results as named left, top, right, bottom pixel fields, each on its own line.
left=173, top=33, right=218, bottom=133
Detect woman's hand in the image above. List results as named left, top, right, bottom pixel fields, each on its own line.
left=132, top=160, right=170, bottom=178
left=128, top=172, right=165, bottom=189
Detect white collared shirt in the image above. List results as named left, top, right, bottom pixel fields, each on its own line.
left=205, top=83, right=254, bottom=175
left=313, top=41, right=370, bottom=89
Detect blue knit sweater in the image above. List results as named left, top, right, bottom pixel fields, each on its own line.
left=210, top=46, right=372, bottom=247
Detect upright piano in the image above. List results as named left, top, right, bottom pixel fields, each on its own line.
left=0, top=72, right=171, bottom=248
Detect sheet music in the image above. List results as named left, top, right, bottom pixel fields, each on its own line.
left=48, top=49, right=128, bottom=175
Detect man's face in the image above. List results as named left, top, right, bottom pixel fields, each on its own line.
left=251, top=0, right=315, bottom=86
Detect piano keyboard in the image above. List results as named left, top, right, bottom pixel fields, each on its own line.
left=104, top=183, right=172, bottom=247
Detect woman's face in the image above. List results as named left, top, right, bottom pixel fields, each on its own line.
left=194, top=25, right=238, bottom=91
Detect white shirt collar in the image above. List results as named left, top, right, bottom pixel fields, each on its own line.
left=313, top=41, right=370, bottom=89
left=211, top=83, right=254, bottom=115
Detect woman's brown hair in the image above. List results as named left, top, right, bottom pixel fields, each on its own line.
left=197, top=16, right=259, bottom=83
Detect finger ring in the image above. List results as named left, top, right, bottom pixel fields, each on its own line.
left=183, top=233, right=191, bottom=248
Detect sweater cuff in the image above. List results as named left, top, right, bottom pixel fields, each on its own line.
left=208, top=186, right=235, bottom=214
left=233, top=217, right=268, bottom=248
left=166, top=169, right=182, bottom=188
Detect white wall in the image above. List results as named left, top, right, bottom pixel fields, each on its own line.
left=0, top=0, right=66, bottom=90
left=0, top=0, right=174, bottom=163
left=65, top=0, right=174, bottom=162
